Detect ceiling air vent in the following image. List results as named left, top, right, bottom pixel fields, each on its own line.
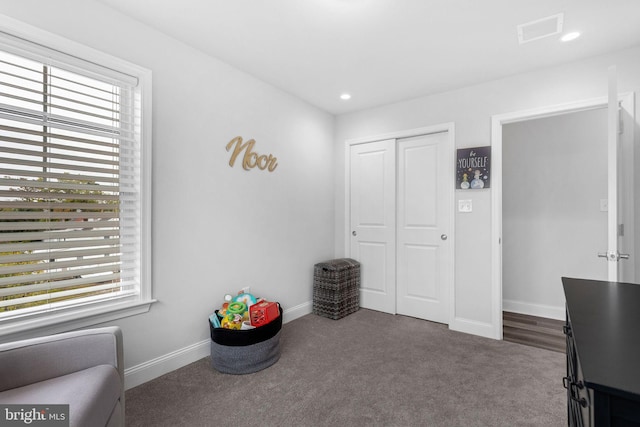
left=517, top=13, right=564, bottom=44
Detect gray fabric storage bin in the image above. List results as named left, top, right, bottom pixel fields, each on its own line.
left=209, top=305, right=283, bottom=374
left=210, top=331, right=281, bottom=375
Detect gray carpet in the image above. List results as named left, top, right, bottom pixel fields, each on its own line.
left=125, top=309, right=566, bottom=426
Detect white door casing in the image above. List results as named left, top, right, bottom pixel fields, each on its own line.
left=491, top=91, right=635, bottom=340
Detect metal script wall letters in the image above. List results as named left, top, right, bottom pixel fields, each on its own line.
left=225, top=136, right=278, bottom=172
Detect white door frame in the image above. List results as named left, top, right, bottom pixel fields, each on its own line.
left=490, top=93, right=635, bottom=340
left=344, top=122, right=455, bottom=322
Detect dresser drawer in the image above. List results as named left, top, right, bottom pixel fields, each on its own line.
left=565, top=321, right=591, bottom=427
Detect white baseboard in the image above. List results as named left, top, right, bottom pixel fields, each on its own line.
left=124, top=339, right=210, bottom=390
left=282, top=300, right=312, bottom=323
left=124, top=303, right=313, bottom=390
left=502, top=299, right=565, bottom=320
left=449, top=317, right=498, bottom=340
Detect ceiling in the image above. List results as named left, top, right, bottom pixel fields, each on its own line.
left=97, top=0, right=640, bottom=115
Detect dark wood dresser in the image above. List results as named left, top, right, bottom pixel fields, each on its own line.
left=562, top=277, right=640, bottom=426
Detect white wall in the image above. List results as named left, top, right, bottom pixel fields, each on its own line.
left=335, top=45, right=640, bottom=338
left=502, top=109, right=608, bottom=318
left=0, top=0, right=335, bottom=386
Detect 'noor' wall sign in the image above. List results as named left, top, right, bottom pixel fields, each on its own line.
left=226, top=136, right=278, bottom=172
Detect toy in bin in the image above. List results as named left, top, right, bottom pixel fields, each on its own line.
left=250, top=301, right=280, bottom=327
left=211, top=290, right=279, bottom=329
left=214, top=295, right=247, bottom=330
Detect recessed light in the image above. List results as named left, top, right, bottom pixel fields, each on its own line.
left=561, top=32, right=581, bottom=42
left=340, top=93, right=351, bottom=100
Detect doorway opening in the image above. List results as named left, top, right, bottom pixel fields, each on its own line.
left=490, top=93, right=635, bottom=341
left=501, top=107, right=609, bottom=352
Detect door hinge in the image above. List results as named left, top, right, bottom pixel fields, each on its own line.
left=619, top=223, right=624, bottom=237
left=619, top=108, right=624, bottom=134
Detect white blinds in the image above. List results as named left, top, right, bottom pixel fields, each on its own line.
left=0, top=46, right=141, bottom=319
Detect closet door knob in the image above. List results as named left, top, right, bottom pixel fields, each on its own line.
left=441, top=234, right=447, bottom=240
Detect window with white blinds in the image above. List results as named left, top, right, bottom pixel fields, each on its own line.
left=0, top=26, right=151, bottom=329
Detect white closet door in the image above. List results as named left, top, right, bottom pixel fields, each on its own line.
left=349, top=139, right=396, bottom=314
left=396, top=133, right=451, bottom=323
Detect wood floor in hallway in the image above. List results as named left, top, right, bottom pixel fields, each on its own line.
left=503, top=311, right=565, bottom=353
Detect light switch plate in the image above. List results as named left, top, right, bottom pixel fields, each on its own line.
left=459, top=199, right=472, bottom=213
left=600, top=199, right=608, bottom=212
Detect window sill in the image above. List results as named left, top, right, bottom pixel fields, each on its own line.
left=0, top=299, right=157, bottom=343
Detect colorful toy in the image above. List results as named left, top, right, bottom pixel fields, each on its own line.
left=218, top=296, right=248, bottom=318
left=233, top=292, right=257, bottom=308
left=227, top=301, right=247, bottom=315
left=250, top=301, right=279, bottom=327
left=218, top=302, right=229, bottom=317
left=221, top=313, right=244, bottom=329
left=214, top=291, right=275, bottom=329
left=240, top=320, right=255, bottom=330
left=209, top=314, right=221, bottom=328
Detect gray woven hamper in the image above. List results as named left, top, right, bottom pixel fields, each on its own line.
left=313, top=258, right=360, bottom=319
